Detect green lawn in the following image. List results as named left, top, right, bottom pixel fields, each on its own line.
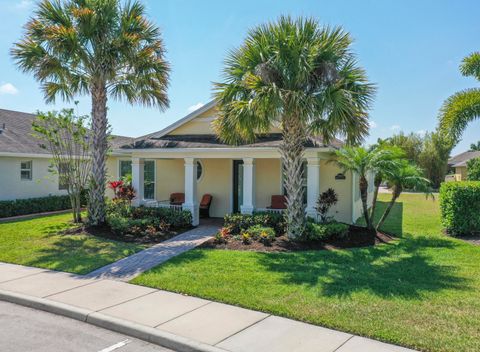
left=0, top=212, right=144, bottom=274
left=131, top=194, right=480, bottom=352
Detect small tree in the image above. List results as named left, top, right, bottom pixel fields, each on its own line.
left=315, top=188, right=338, bottom=223
left=467, top=157, right=480, bottom=180
left=376, top=161, right=431, bottom=231
left=32, top=109, right=92, bottom=223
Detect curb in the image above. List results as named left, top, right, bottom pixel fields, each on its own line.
left=0, top=289, right=227, bottom=352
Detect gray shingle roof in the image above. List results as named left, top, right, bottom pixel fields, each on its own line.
left=448, top=151, right=480, bottom=167
left=119, top=133, right=343, bottom=150
left=0, top=108, right=133, bottom=155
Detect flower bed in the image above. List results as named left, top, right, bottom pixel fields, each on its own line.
left=202, top=213, right=392, bottom=252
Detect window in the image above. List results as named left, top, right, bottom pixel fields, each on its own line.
left=196, top=160, right=203, bottom=181
left=58, top=162, right=69, bottom=190
left=144, top=160, right=155, bottom=200
left=20, top=161, right=32, bottom=180
left=119, top=160, right=132, bottom=179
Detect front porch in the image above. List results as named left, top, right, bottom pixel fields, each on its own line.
left=125, top=151, right=330, bottom=226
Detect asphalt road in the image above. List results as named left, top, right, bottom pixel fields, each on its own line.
left=0, top=301, right=174, bottom=352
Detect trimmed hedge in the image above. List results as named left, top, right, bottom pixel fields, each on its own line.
left=440, top=181, right=480, bottom=235
left=0, top=195, right=72, bottom=218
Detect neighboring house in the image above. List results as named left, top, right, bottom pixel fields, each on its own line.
left=0, top=103, right=373, bottom=225
left=110, top=101, right=373, bottom=225
left=0, top=108, right=132, bottom=201
left=447, top=150, right=480, bottom=181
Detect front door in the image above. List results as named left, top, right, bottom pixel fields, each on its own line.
left=232, top=160, right=244, bottom=213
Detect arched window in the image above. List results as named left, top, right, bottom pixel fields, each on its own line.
left=196, top=160, right=203, bottom=181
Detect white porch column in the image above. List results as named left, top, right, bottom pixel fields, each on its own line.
left=240, top=157, right=255, bottom=215
left=306, top=157, right=321, bottom=219
left=131, top=157, right=144, bottom=206
left=183, top=157, right=199, bottom=226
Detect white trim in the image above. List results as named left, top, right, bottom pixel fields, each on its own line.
left=143, top=100, right=217, bottom=140
left=20, top=160, right=33, bottom=181
left=0, top=152, right=52, bottom=158
left=196, top=159, right=204, bottom=183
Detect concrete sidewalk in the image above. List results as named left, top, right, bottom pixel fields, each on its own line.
left=0, top=262, right=416, bottom=352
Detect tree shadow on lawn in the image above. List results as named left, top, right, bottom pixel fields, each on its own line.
left=256, top=235, right=469, bottom=299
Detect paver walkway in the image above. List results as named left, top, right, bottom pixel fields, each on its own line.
left=86, top=222, right=221, bottom=281
left=0, top=262, right=416, bottom=352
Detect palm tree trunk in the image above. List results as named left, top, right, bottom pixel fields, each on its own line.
left=88, top=82, right=108, bottom=226
left=359, top=175, right=372, bottom=230
left=369, top=173, right=382, bottom=225
left=280, top=115, right=306, bottom=239
left=376, top=186, right=401, bottom=231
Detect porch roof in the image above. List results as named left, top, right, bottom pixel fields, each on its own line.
left=116, top=133, right=343, bottom=150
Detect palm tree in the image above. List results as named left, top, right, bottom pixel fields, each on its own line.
left=11, top=0, right=170, bottom=225
left=334, top=146, right=401, bottom=231
left=214, top=16, right=375, bottom=239
left=439, top=52, right=480, bottom=144
left=470, top=141, right=480, bottom=151
left=376, top=161, right=430, bottom=231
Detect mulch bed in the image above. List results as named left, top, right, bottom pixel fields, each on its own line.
left=201, top=225, right=394, bottom=252
left=456, top=235, right=480, bottom=246
left=63, top=224, right=191, bottom=245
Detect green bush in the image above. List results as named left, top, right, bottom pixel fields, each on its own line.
left=245, top=225, right=276, bottom=244
left=0, top=195, right=75, bottom=218
left=224, top=212, right=285, bottom=236
left=466, top=157, right=480, bottom=181
left=301, top=221, right=349, bottom=242
left=106, top=202, right=192, bottom=236
left=440, top=181, right=480, bottom=235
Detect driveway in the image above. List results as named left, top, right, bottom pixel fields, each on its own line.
left=0, top=301, right=174, bottom=352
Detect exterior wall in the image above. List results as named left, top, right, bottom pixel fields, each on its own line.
left=169, top=108, right=216, bottom=135
left=319, top=160, right=354, bottom=224
left=197, top=158, right=231, bottom=218
left=255, top=159, right=282, bottom=209
left=455, top=166, right=467, bottom=181
left=0, top=156, right=67, bottom=201
left=155, top=159, right=185, bottom=202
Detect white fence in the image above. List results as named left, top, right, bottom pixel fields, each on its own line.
left=144, top=200, right=183, bottom=213
left=254, top=208, right=285, bottom=214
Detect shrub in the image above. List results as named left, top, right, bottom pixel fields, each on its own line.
left=224, top=212, right=285, bottom=236
left=246, top=225, right=276, bottom=244
left=0, top=195, right=77, bottom=218
left=315, top=188, right=338, bottom=222
left=106, top=202, right=192, bottom=236
left=301, top=221, right=349, bottom=242
left=440, top=181, right=480, bottom=235
left=214, top=227, right=231, bottom=244
left=241, top=232, right=252, bottom=244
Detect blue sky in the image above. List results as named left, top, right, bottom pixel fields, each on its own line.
left=0, top=0, right=478, bottom=154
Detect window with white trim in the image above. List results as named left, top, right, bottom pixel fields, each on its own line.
left=119, top=160, right=132, bottom=179
left=20, top=161, right=32, bottom=181
left=196, top=160, right=203, bottom=181
left=144, top=160, right=155, bottom=200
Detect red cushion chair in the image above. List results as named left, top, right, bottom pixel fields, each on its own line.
left=268, top=195, right=287, bottom=209
left=169, top=193, right=185, bottom=205
left=200, top=194, right=213, bottom=218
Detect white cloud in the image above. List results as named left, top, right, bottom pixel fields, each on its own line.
left=15, top=0, right=33, bottom=10
left=187, top=102, right=204, bottom=113
left=369, top=120, right=378, bottom=129
left=390, top=124, right=401, bottom=131
left=0, top=83, right=19, bottom=95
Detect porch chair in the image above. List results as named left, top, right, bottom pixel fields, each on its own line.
left=169, top=193, right=185, bottom=205
left=200, top=194, right=213, bottom=218
left=267, top=195, right=287, bottom=210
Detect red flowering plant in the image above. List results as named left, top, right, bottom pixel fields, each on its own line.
left=214, top=226, right=231, bottom=244
left=108, top=180, right=136, bottom=203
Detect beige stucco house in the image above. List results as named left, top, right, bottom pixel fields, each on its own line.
left=0, top=103, right=371, bottom=225
left=447, top=150, right=480, bottom=181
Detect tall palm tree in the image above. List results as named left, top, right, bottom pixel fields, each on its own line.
left=439, top=52, right=480, bottom=144
left=214, top=16, right=375, bottom=239
left=376, top=161, right=430, bottom=231
left=470, top=141, right=480, bottom=151
left=334, top=146, right=401, bottom=231
left=11, top=0, right=170, bottom=225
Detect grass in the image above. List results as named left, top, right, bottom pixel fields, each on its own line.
left=0, top=212, right=144, bottom=274
left=131, top=194, right=480, bottom=352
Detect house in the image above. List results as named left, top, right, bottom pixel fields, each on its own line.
left=0, top=103, right=372, bottom=225
left=0, top=108, right=131, bottom=201
left=447, top=150, right=480, bottom=181
left=110, top=101, right=372, bottom=225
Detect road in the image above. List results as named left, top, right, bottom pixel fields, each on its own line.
left=0, top=301, right=174, bottom=352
